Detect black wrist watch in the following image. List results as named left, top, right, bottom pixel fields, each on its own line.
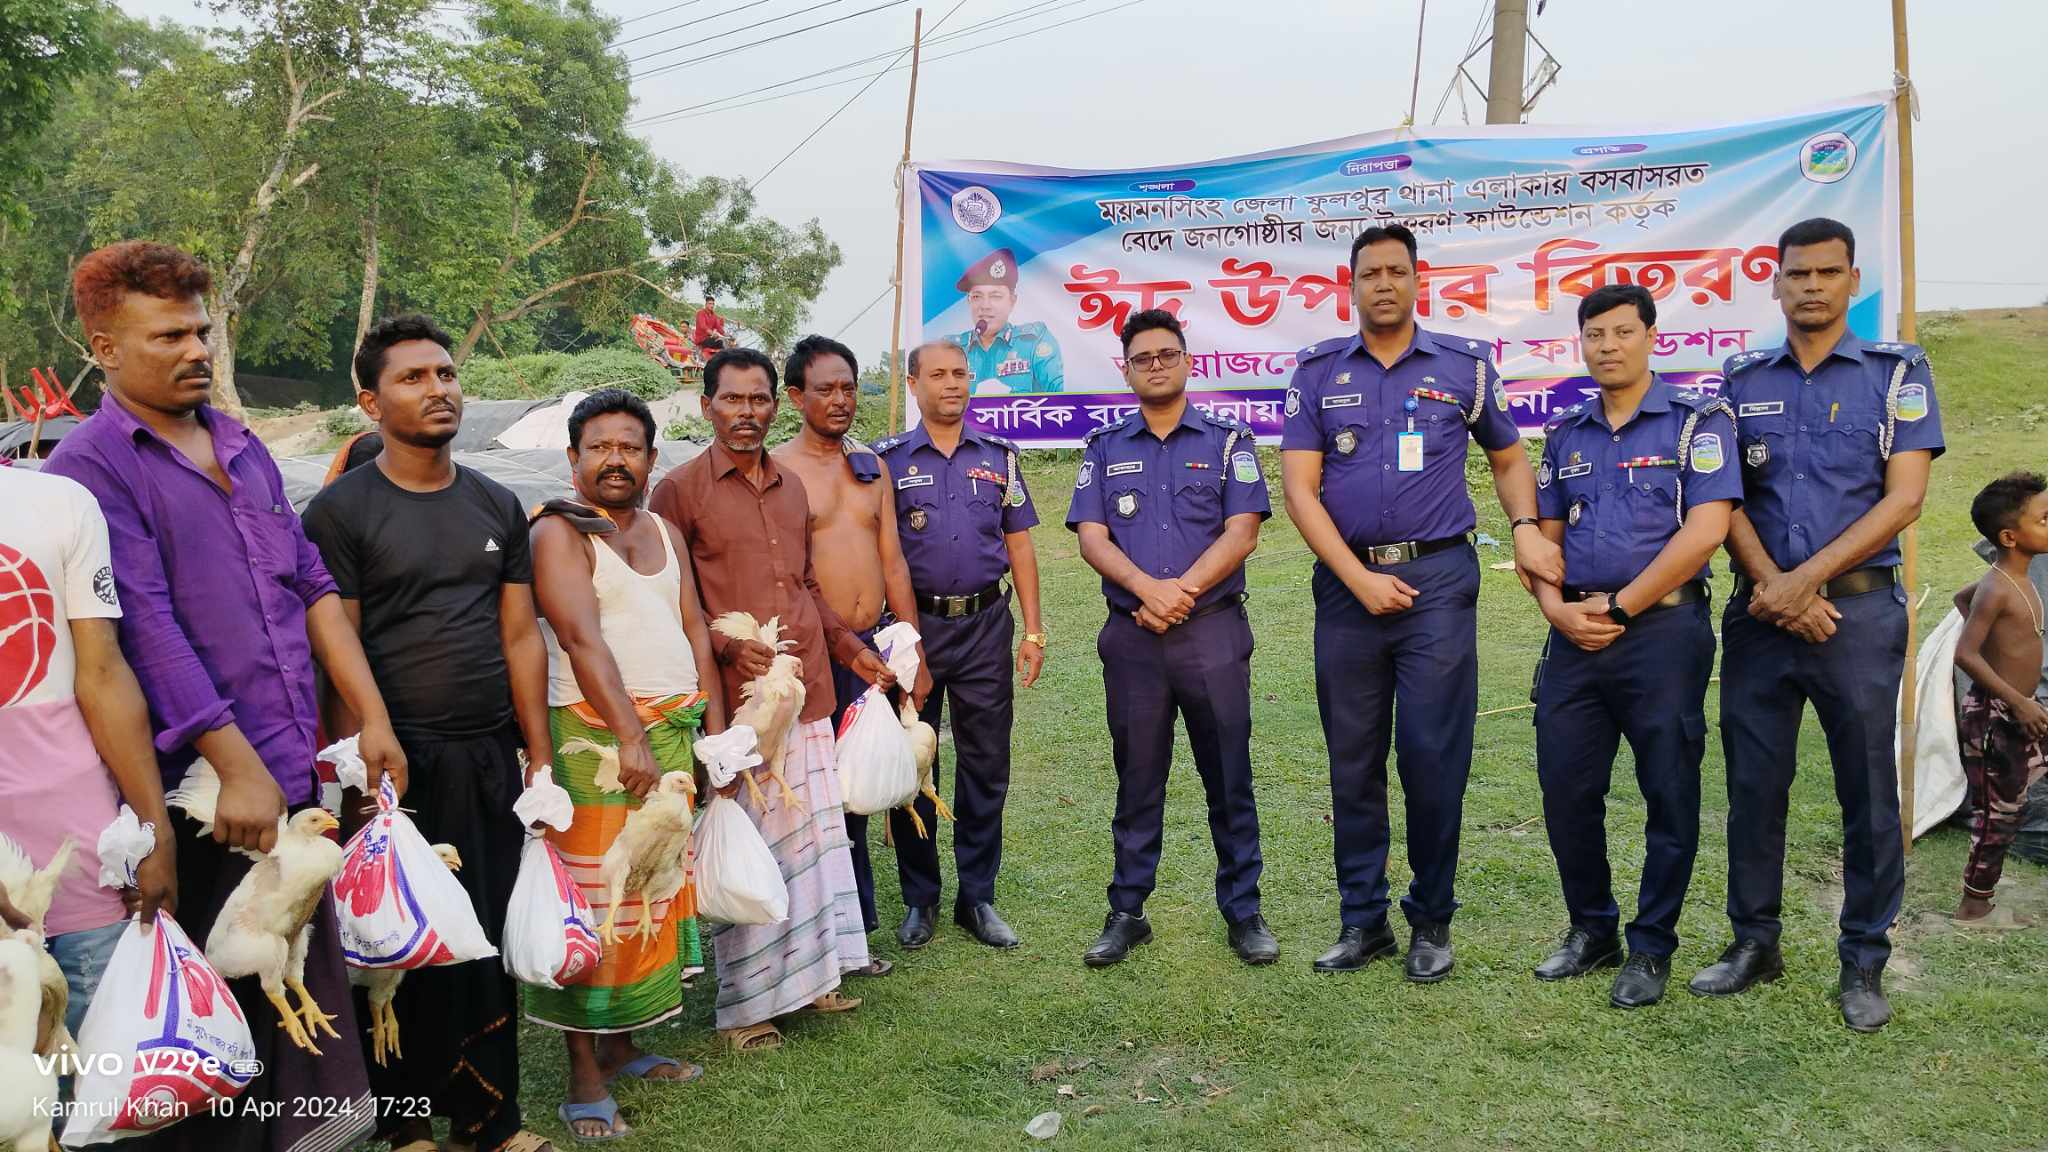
left=1510, top=516, right=1540, bottom=531
left=1605, top=599, right=1632, bottom=626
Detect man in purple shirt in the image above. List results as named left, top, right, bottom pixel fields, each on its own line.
left=47, top=241, right=403, bottom=1152
left=1280, top=223, right=1562, bottom=981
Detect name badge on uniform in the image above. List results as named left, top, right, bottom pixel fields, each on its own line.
left=1556, top=462, right=1594, bottom=480
left=1334, top=428, right=1358, bottom=456
left=1105, top=461, right=1144, bottom=477
left=1322, top=393, right=1362, bottom=409
left=907, top=508, right=928, bottom=530
left=897, top=473, right=935, bottom=489
left=998, top=357, right=1030, bottom=377
left=1115, top=491, right=1139, bottom=518
left=1737, top=401, right=1784, bottom=417
left=1397, top=431, right=1424, bottom=472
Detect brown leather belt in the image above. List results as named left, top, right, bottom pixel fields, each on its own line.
left=1353, top=536, right=1465, bottom=566
left=916, top=581, right=1006, bottom=619
left=1562, top=580, right=1708, bottom=613
left=1732, top=565, right=1896, bottom=601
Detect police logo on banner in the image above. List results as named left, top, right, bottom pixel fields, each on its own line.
left=1897, top=382, right=1929, bottom=422
left=951, top=186, right=1002, bottom=233
left=1115, top=491, right=1138, bottom=518
left=1690, top=432, right=1725, bottom=474
left=1075, top=459, right=1094, bottom=489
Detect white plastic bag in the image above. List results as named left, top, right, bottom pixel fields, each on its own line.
left=501, top=834, right=603, bottom=989
left=61, top=912, right=256, bottom=1145
left=333, top=776, right=497, bottom=969
left=836, top=622, right=922, bottom=815
left=689, top=794, right=788, bottom=926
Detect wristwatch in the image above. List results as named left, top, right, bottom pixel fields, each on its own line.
left=1510, top=516, right=1540, bottom=531
left=1022, top=632, right=1048, bottom=648
left=1604, top=599, right=1632, bottom=626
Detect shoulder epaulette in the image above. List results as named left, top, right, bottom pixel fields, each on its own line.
left=1197, top=407, right=1247, bottom=432
left=872, top=433, right=907, bottom=453
left=1081, top=418, right=1123, bottom=444
left=1297, top=340, right=1343, bottom=362
left=1867, top=340, right=1928, bottom=366
left=1723, top=349, right=1771, bottom=376
left=983, top=432, right=1017, bottom=452
left=1543, top=402, right=1585, bottom=434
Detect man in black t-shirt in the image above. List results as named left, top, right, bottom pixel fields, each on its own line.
left=303, top=314, right=556, bottom=1152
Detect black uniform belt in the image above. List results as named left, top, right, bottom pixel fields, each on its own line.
left=1732, top=565, right=1896, bottom=601
left=1353, top=536, right=1464, bottom=566
left=917, top=581, right=1006, bottom=619
left=1562, top=579, right=1708, bottom=613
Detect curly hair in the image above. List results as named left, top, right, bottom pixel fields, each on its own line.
left=72, top=242, right=212, bottom=334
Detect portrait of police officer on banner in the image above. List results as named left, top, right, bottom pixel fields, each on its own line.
left=948, top=246, right=1065, bottom=395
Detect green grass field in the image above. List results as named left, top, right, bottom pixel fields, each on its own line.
left=511, top=310, right=2048, bottom=1152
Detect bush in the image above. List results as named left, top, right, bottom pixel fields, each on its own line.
left=460, top=352, right=574, bottom=400
left=663, top=414, right=713, bottom=442
left=551, top=348, right=678, bottom=402
left=322, top=406, right=367, bottom=438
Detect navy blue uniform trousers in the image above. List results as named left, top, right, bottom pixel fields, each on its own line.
left=1719, top=584, right=1908, bottom=970
left=1535, top=600, right=1712, bottom=958
left=1098, top=605, right=1263, bottom=924
left=891, top=594, right=1015, bottom=909
left=1313, top=542, right=1479, bottom=931
left=830, top=624, right=882, bottom=934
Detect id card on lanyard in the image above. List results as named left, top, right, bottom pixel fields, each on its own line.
left=1397, top=431, right=1425, bottom=472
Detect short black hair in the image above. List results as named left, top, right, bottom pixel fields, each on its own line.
left=1971, top=470, right=2047, bottom=546
left=568, top=388, right=655, bottom=450
left=907, top=340, right=963, bottom=378
left=343, top=431, right=383, bottom=473
left=1778, top=217, right=1856, bottom=266
left=784, top=335, right=858, bottom=392
left=1577, top=284, right=1656, bottom=329
left=1350, top=223, right=1418, bottom=271
left=1119, top=309, right=1185, bottom=354
left=703, top=346, right=778, bottom=399
left=353, top=312, right=452, bottom=391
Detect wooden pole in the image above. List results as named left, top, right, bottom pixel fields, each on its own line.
left=1406, top=0, right=1428, bottom=125
left=1892, top=0, right=1920, bottom=853
left=886, top=8, right=924, bottom=436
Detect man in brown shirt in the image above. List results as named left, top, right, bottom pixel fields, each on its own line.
left=648, top=347, right=891, bottom=1050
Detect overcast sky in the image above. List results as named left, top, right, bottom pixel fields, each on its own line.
left=124, top=0, right=2048, bottom=361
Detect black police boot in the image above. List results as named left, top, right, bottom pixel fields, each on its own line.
left=1227, top=913, right=1279, bottom=966
left=897, top=905, right=938, bottom=950
left=1083, top=912, right=1152, bottom=968
left=1839, top=965, right=1892, bottom=1033
left=955, top=901, right=1021, bottom=949
left=1609, top=953, right=1671, bottom=1008
left=1312, top=924, right=1397, bottom=972
left=1686, top=939, right=1784, bottom=997
left=1533, top=927, right=1622, bottom=981
left=1405, top=922, right=1455, bottom=983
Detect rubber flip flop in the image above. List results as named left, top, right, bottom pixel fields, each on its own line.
left=607, top=1053, right=704, bottom=1087
left=557, top=1096, right=629, bottom=1143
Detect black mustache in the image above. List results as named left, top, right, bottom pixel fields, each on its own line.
left=177, top=369, right=213, bottom=382
left=599, top=468, right=633, bottom=482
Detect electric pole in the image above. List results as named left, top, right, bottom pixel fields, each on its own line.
left=1484, top=0, right=1528, bottom=124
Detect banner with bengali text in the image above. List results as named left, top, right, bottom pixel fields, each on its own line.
left=900, top=93, right=1899, bottom=445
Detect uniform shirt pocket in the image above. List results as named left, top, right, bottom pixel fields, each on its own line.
left=1173, top=472, right=1223, bottom=536
left=1814, top=402, right=1881, bottom=485
left=1624, top=470, right=1680, bottom=536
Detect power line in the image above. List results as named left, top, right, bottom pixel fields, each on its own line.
left=617, top=0, right=814, bottom=54
left=833, top=282, right=894, bottom=337
left=613, top=0, right=717, bottom=29
left=630, top=0, right=910, bottom=82
left=751, top=0, right=970, bottom=189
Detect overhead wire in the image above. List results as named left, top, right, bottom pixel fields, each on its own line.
left=629, top=0, right=910, bottom=81
left=621, top=0, right=851, bottom=58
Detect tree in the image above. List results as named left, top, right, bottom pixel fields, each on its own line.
left=0, top=0, right=106, bottom=227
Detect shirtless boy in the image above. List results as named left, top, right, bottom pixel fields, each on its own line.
left=1950, top=470, right=2048, bottom=926
left=774, top=335, right=932, bottom=964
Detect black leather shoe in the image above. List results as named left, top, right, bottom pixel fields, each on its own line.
left=1534, top=927, right=1622, bottom=981
left=1609, top=953, right=1671, bottom=1008
left=1083, top=912, right=1151, bottom=967
left=1312, top=924, right=1397, bottom=972
left=1839, top=965, right=1892, bottom=1032
left=1686, top=939, right=1784, bottom=997
left=1227, top=914, right=1279, bottom=966
left=955, top=901, right=1020, bottom=949
left=1405, top=923, right=1454, bottom=983
left=897, top=905, right=938, bottom=950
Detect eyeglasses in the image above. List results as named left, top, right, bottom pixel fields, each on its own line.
left=1126, top=349, right=1185, bottom=371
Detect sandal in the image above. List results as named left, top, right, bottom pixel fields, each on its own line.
left=607, top=1053, right=704, bottom=1086
left=850, top=957, right=893, bottom=978
left=557, top=1096, right=629, bottom=1143
left=721, top=1021, right=783, bottom=1052
left=498, top=1133, right=557, bottom=1152
left=801, top=990, right=862, bottom=1014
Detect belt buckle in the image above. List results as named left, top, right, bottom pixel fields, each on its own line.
left=945, top=594, right=969, bottom=617
left=1373, top=544, right=1405, bottom=565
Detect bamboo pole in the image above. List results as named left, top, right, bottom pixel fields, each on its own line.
left=886, top=8, right=924, bottom=436
left=1893, top=0, right=1920, bottom=853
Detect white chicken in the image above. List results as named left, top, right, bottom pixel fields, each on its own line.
left=168, top=760, right=347, bottom=1055
left=894, top=697, right=954, bottom=840
left=594, top=774, right=696, bottom=948
left=710, top=611, right=806, bottom=809
left=0, top=933, right=55, bottom=1152
left=349, top=843, right=463, bottom=1067
left=0, top=832, right=76, bottom=933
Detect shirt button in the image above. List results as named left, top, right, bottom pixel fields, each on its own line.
left=1795, top=473, right=1805, bottom=480
left=1602, top=482, right=1613, bottom=492
left=1800, top=425, right=1808, bottom=431
left=1596, top=531, right=1606, bottom=539
left=1611, top=434, right=1621, bottom=443
left=1382, top=464, right=1391, bottom=471
left=949, top=494, right=957, bottom=501
left=1159, top=523, right=1168, bottom=531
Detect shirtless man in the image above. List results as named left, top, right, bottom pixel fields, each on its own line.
left=773, top=334, right=931, bottom=966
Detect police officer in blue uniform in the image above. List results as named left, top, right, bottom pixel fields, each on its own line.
left=1280, top=223, right=1562, bottom=979
left=873, top=339, right=1048, bottom=951
left=1065, top=309, right=1275, bottom=968
left=1690, top=218, right=1943, bottom=1032
left=950, top=247, right=1065, bottom=394
left=1529, top=285, right=1741, bottom=1008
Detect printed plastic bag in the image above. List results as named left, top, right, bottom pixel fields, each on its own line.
left=689, top=794, right=788, bottom=926
left=501, top=834, right=603, bottom=989
left=333, top=776, right=496, bottom=969
left=61, top=912, right=256, bottom=1145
